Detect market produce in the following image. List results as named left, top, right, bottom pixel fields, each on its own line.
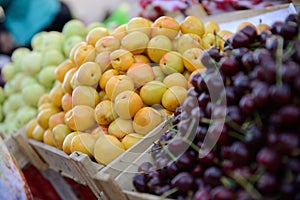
left=0, top=19, right=103, bottom=136
left=24, top=15, right=233, bottom=166
left=133, top=13, right=300, bottom=199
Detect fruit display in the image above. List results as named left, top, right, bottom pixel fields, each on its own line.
left=138, top=0, right=200, bottom=21
left=133, top=14, right=300, bottom=199
left=0, top=20, right=103, bottom=136
left=24, top=14, right=235, bottom=166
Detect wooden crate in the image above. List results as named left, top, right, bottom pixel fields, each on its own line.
left=11, top=129, right=49, bottom=170
left=93, top=121, right=170, bottom=200
left=2, top=130, right=103, bottom=199
left=100, top=120, right=169, bottom=179
left=26, top=137, right=106, bottom=199
left=13, top=120, right=169, bottom=199
left=8, top=128, right=103, bottom=199
left=94, top=144, right=168, bottom=200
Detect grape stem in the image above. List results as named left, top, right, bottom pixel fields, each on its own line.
left=200, top=117, right=211, bottom=124
left=162, top=117, right=198, bottom=161
left=248, top=42, right=262, bottom=50
left=220, top=176, right=236, bottom=188
left=283, top=40, right=295, bottom=61
left=213, top=29, right=231, bottom=47
left=249, top=167, right=264, bottom=184
left=182, top=137, right=200, bottom=152
left=213, top=30, right=218, bottom=48
left=253, top=111, right=263, bottom=128
left=228, top=131, right=244, bottom=141
left=163, top=142, right=178, bottom=162
left=226, top=119, right=248, bottom=135
left=159, top=187, right=178, bottom=200
left=149, top=141, right=163, bottom=152
left=230, top=173, right=262, bottom=200
left=275, top=36, right=284, bottom=86
left=166, top=115, right=178, bottom=133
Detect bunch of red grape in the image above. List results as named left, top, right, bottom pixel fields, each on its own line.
left=133, top=13, right=300, bottom=200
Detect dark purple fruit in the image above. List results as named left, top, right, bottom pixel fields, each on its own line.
left=211, top=186, right=235, bottom=200
left=239, top=94, right=256, bottom=114
left=203, top=167, right=222, bottom=186
left=176, top=151, right=196, bottom=171
left=269, top=84, right=292, bottom=105
left=230, top=141, right=251, bottom=166
left=239, top=25, right=258, bottom=42
left=231, top=32, right=250, bottom=48
left=171, top=172, right=195, bottom=194
left=257, top=172, right=279, bottom=194
left=193, top=188, right=211, bottom=200
left=138, top=162, right=153, bottom=173
left=279, top=105, right=300, bottom=126
left=257, top=147, right=282, bottom=172
left=219, top=56, right=239, bottom=76
left=133, top=173, right=148, bottom=192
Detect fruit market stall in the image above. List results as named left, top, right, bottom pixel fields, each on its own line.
left=92, top=9, right=300, bottom=200
left=0, top=2, right=299, bottom=200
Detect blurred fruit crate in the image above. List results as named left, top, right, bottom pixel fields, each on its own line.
left=92, top=121, right=169, bottom=200
left=202, top=3, right=296, bottom=30
left=10, top=120, right=169, bottom=200
left=2, top=130, right=101, bottom=199
left=171, top=3, right=296, bottom=31
left=9, top=128, right=103, bottom=199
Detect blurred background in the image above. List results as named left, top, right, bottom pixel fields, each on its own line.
left=61, top=0, right=140, bottom=24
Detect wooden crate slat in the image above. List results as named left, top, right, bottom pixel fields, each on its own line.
left=4, top=135, right=30, bottom=168
left=12, top=129, right=48, bottom=170
left=94, top=172, right=128, bottom=200
left=115, top=145, right=153, bottom=192
left=201, top=3, right=292, bottom=24
left=70, top=152, right=105, bottom=199
left=93, top=121, right=170, bottom=200
left=28, top=138, right=86, bottom=184
left=70, top=151, right=103, bottom=175
left=101, top=121, right=168, bottom=179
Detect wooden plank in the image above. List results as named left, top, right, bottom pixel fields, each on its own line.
left=201, top=3, right=291, bottom=24
left=4, top=135, right=30, bottom=168
left=70, top=152, right=105, bottom=199
left=27, top=138, right=86, bottom=184
left=70, top=152, right=103, bottom=178
left=92, top=121, right=170, bottom=200
left=92, top=121, right=169, bottom=200
left=101, top=121, right=168, bottom=179
left=94, top=151, right=170, bottom=200
left=12, top=129, right=48, bottom=170
left=115, top=145, right=153, bottom=192
left=94, top=172, right=128, bottom=200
